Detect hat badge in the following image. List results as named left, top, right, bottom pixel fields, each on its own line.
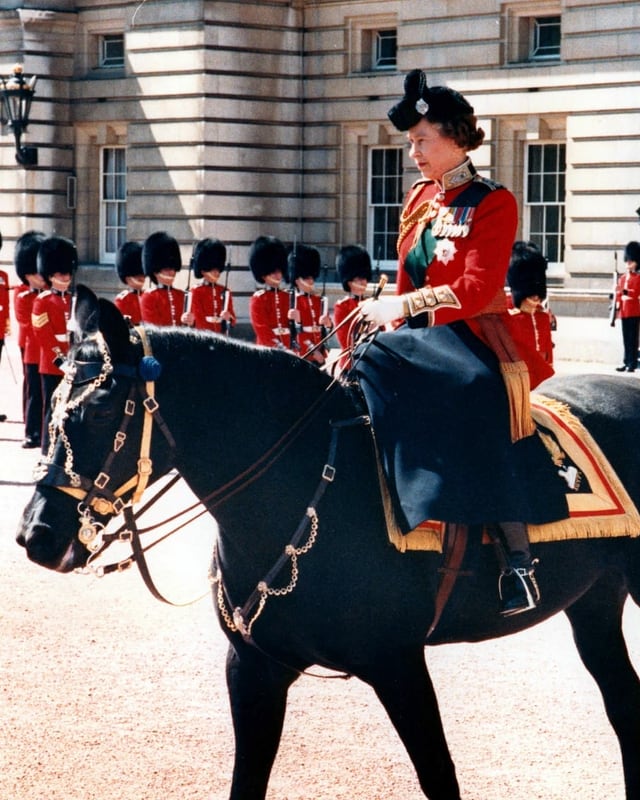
left=415, top=98, right=429, bottom=115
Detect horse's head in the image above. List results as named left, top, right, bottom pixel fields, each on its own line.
left=17, top=285, right=175, bottom=571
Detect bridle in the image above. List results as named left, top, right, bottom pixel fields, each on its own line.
left=34, top=324, right=355, bottom=612
left=34, top=326, right=179, bottom=573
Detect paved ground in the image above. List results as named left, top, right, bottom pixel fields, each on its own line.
left=1, top=316, right=639, bottom=800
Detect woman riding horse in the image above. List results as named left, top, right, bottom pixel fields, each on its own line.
left=358, top=69, right=568, bottom=616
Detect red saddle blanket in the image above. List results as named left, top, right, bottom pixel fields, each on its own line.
left=385, top=392, right=640, bottom=553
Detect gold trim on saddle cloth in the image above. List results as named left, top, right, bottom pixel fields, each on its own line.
left=382, top=391, right=640, bottom=553
left=527, top=394, right=640, bottom=542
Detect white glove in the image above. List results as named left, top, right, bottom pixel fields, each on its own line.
left=359, top=295, right=405, bottom=326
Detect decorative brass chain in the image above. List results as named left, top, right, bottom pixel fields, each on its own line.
left=214, top=507, right=319, bottom=637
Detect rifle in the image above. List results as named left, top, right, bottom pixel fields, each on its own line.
left=609, top=251, right=618, bottom=327
left=289, top=238, right=299, bottom=351
left=184, top=240, right=196, bottom=317
left=221, top=247, right=232, bottom=337
left=320, top=261, right=329, bottom=341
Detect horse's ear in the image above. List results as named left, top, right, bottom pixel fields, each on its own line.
left=72, top=284, right=100, bottom=335
left=97, top=297, right=133, bottom=364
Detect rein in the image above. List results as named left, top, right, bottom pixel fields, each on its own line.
left=42, top=325, right=360, bottom=611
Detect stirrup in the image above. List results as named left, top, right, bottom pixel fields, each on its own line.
left=498, top=563, right=540, bottom=617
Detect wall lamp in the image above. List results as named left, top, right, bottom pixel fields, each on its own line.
left=1, top=64, right=38, bottom=167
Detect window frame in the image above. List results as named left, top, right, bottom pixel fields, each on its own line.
left=99, top=146, right=127, bottom=264
left=503, top=3, right=562, bottom=65
left=100, top=33, right=125, bottom=69
left=367, top=146, right=404, bottom=274
left=530, top=15, right=561, bottom=61
left=524, top=141, right=566, bottom=272
left=373, top=28, right=397, bottom=70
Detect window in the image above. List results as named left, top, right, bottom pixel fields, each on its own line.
left=526, top=143, right=565, bottom=265
left=503, top=6, right=561, bottom=64
left=100, top=33, right=125, bottom=68
left=368, top=147, right=403, bottom=268
left=530, top=16, right=560, bottom=60
left=100, top=147, right=127, bottom=263
left=374, top=29, right=397, bottom=69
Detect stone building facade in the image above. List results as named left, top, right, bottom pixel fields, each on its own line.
left=1, top=0, right=639, bottom=326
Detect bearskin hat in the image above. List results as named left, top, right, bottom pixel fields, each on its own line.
left=507, top=241, right=548, bottom=309
left=288, top=243, right=321, bottom=282
left=14, top=230, right=46, bottom=284
left=115, top=241, right=143, bottom=284
left=248, top=235, right=288, bottom=283
left=336, top=244, right=372, bottom=292
left=624, top=241, right=640, bottom=266
left=388, top=69, right=475, bottom=132
left=142, top=231, right=182, bottom=283
left=192, top=237, right=227, bottom=280
left=37, top=236, right=78, bottom=282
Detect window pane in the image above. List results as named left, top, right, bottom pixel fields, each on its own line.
left=375, top=29, right=397, bottom=69
left=526, top=142, right=565, bottom=264
left=101, top=147, right=127, bottom=260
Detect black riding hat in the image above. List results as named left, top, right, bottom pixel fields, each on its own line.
left=388, top=69, right=474, bottom=132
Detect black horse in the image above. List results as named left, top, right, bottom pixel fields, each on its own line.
left=17, top=286, right=640, bottom=800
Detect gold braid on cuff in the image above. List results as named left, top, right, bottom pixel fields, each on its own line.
left=403, top=285, right=462, bottom=320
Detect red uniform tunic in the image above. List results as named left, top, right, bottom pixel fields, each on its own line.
left=140, top=285, right=185, bottom=326
left=292, top=291, right=326, bottom=357
left=615, top=270, right=640, bottom=319
left=507, top=301, right=554, bottom=367
left=397, top=170, right=552, bottom=388
left=14, top=285, right=41, bottom=365
left=332, top=295, right=360, bottom=352
left=114, top=288, right=143, bottom=325
left=189, top=282, right=236, bottom=333
left=0, top=270, right=9, bottom=342
left=249, top=287, right=292, bottom=349
left=31, top=288, right=72, bottom=376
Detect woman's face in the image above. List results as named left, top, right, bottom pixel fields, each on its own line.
left=407, top=118, right=467, bottom=183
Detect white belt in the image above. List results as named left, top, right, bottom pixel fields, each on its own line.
left=301, top=325, right=321, bottom=333
left=55, top=333, right=69, bottom=342
left=205, top=315, right=222, bottom=323
left=272, top=327, right=289, bottom=336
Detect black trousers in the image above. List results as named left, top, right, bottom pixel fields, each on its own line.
left=621, top=316, right=640, bottom=370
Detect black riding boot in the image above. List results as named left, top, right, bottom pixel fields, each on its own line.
left=496, top=521, right=540, bottom=617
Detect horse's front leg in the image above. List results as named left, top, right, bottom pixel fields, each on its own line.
left=225, top=639, right=301, bottom=800
left=362, top=645, right=460, bottom=800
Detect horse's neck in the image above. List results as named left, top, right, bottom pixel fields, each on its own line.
left=152, top=332, right=340, bottom=525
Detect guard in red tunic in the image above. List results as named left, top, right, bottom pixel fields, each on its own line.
left=248, top=235, right=292, bottom=350
left=183, top=237, right=236, bottom=334
left=114, top=241, right=144, bottom=325
left=0, top=231, right=9, bottom=425
left=332, top=244, right=372, bottom=353
left=140, top=231, right=185, bottom=326
left=13, top=231, right=47, bottom=448
left=32, top=236, right=77, bottom=451
left=613, top=240, right=640, bottom=373
left=287, top=243, right=332, bottom=365
left=507, top=241, right=554, bottom=368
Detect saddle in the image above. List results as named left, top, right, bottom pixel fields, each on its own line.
left=382, top=392, right=640, bottom=555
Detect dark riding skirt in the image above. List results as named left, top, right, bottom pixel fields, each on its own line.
left=353, top=321, right=568, bottom=532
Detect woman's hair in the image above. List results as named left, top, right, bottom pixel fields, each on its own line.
left=437, top=115, right=485, bottom=151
